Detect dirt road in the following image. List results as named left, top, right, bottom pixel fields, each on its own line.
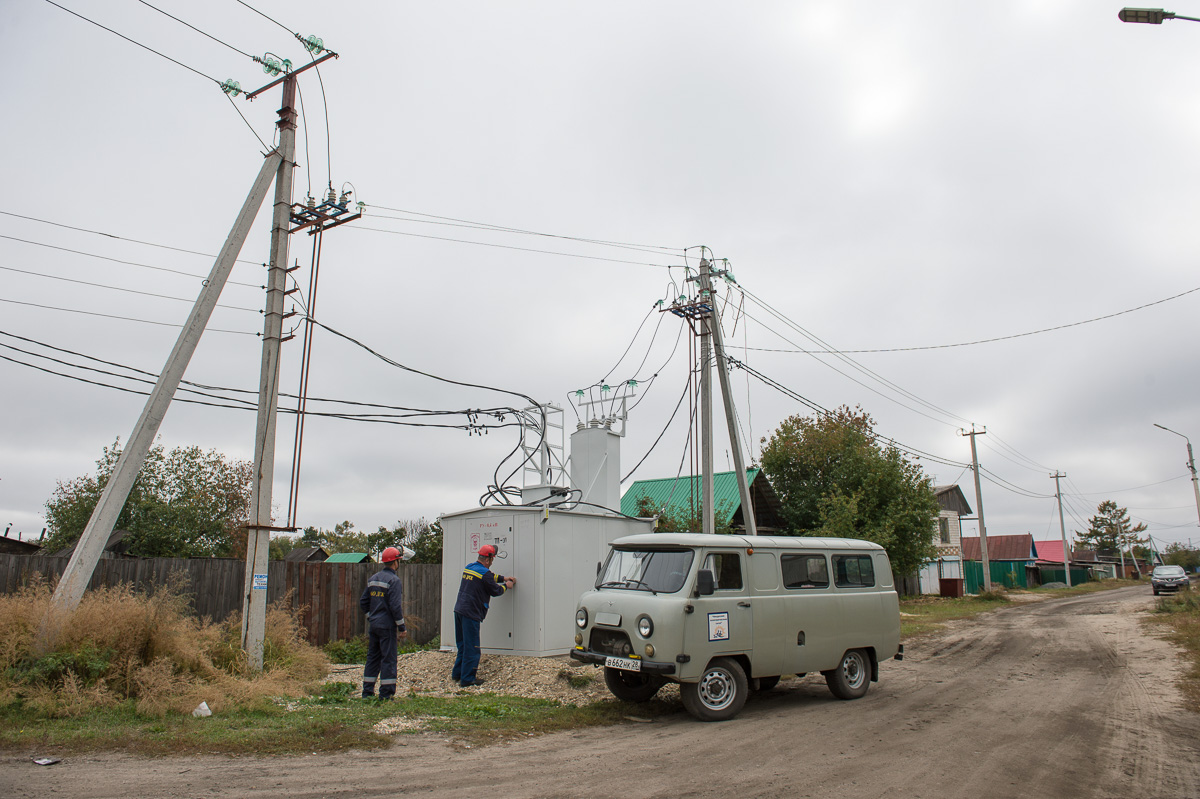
left=4, top=585, right=1198, bottom=798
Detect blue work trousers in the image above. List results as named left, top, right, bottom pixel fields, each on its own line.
left=363, top=625, right=398, bottom=698
left=451, top=612, right=482, bottom=686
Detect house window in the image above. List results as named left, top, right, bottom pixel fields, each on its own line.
left=781, top=553, right=830, bottom=589
left=939, top=517, right=951, bottom=544
left=833, top=554, right=875, bottom=588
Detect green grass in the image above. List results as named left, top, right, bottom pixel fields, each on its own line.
left=899, top=579, right=1127, bottom=638
left=0, top=681, right=671, bottom=755
left=899, top=593, right=1013, bottom=637
left=1147, top=590, right=1200, bottom=712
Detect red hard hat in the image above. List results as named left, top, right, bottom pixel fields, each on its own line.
left=478, top=544, right=497, bottom=558
left=381, top=546, right=402, bottom=563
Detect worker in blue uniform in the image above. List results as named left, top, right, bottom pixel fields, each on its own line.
left=451, top=544, right=516, bottom=687
left=359, top=545, right=413, bottom=699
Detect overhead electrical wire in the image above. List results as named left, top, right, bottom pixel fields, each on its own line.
left=739, top=284, right=1200, bottom=355
left=363, top=204, right=683, bottom=258
left=43, top=0, right=226, bottom=88
left=0, top=298, right=255, bottom=335
left=135, top=0, right=255, bottom=59
left=350, top=224, right=676, bottom=269
left=0, top=211, right=264, bottom=271
left=0, top=264, right=260, bottom=313
left=737, top=285, right=972, bottom=428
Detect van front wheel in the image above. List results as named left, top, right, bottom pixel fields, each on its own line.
left=824, top=649, right=870, bottom=700
left=681, top=658, right=748, bottom=721
left=604, top=667, right=664, bottom=702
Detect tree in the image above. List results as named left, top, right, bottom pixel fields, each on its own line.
left=759, top=405, right=940, bottom=577
left=378, top=518, right=443, bottom=564
left=298, top=520, right=381, bottom=554
left=1163, top=542, right=1200, bottom=572
left=298, top=518, right=444, bottom=563
left=43, top=439, right=253, bottom=558
left=633, top=494, right=736, bottom=534
left=1075, top=500, right=1146, bottom=555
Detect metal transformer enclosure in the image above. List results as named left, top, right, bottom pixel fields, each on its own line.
left=439, top=506, right=654, bottom=657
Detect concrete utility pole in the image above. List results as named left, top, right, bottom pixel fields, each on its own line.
left=1153, top=423, right=1200, bottom=529
left=38, top=153, right=283, bottom=651
left=241, top=72, right=299, bottom=671
left=699, top=260, right=714, bottom=536
left=697, top=259, right=756, bottom=536
left=1052, top=471, right=1072, bottom=588
left=961, top=426, right=992, bottom=592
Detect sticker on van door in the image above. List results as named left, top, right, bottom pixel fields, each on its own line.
left=708, top=612, right=730, bottom=641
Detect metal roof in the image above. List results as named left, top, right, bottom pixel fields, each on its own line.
left=961, top=534, right=1036, bottom=561
left=323, top=552, right=372, bottom=563
left=620, top=468, right=785, bottom=528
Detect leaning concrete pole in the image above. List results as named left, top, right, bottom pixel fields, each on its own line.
left=39, top=151, right=283, bottom=649
left=698, top=260, right=756, bottom=535
left=241, top=73, right=298, bottom=670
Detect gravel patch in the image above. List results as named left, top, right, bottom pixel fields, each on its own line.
left=326, top=649, right=682, bottom=706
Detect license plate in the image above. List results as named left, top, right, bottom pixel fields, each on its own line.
left=605, top=656, right=641, bottom=672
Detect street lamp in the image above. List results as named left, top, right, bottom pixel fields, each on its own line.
left=1153, top=423, right=1200, bottom=527
left=1119, top=8, right=1200, bottom=23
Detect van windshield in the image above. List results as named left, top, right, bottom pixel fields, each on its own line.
left=597, top=548, right=694, bottom=594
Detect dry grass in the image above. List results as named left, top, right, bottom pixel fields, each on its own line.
left=0, top=577, right=328, bottom=719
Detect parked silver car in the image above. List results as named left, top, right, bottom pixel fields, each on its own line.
left=1151, top=565, right=1191, bottom=595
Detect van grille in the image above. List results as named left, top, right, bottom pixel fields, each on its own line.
left=589, top=628, right=634, bottom=657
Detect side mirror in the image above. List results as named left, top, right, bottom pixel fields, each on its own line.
left=697, top=569, right=715, bottom=596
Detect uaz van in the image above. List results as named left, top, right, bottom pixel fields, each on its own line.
left=570, top=533, right=903, bottom=721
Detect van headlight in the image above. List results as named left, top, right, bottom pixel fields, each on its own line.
left=576, top=608, right=588, bottom=629
left=637, top=615, right=653, bottom=638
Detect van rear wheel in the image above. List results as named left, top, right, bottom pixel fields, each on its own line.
left=604, top=667, right=664, bottom=702
left=681, top=658, right=748, bottom=721
left=824, top=649, right=870, bottom=700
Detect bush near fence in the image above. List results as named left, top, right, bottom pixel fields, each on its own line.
left=0, top=554, right=441, bottom=647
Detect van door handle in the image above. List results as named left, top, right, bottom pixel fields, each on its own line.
left=737, top=601, right=751, bottom=608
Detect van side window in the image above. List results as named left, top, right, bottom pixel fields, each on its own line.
left=833, top=554, right=875, bottom=588
left=703, top=553, right=743, bottom=590
left=781, top=554, right=829, bottom=589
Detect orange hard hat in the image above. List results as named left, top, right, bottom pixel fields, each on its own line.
left=478, top=544, right=497, bottom=558
left=381, top=546, right=402, bottom=563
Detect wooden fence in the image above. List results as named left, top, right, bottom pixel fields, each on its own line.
left=0, top=554, right=441, bottom=646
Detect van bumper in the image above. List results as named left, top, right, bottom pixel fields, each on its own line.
left=570, top=648, right=676, bottom=675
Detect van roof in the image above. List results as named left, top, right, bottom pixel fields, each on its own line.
left=611, top=532, right=885, bottom=551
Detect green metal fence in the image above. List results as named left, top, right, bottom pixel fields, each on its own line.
left=1038, top=567, right=1092, bottom=586
left=964, top=561, right=1029, bottom=593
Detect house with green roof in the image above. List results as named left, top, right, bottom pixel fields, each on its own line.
left=620, top=468, right=785, bottom=533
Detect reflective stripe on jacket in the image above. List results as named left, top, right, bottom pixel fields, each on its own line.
left=359, top=567, right=406, bottom=632
left=452, top=561, right=506, bottom=622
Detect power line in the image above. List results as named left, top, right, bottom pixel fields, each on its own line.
left=739, top=284, right=1200, bottom=354
left=0, top=297, right=255, bottom=335
left=0, top=231, right=263, bottom=288
left=350, top=224, right=676, bottom=268
left=43, top=0, right=224, bottom=88
left=135, top=0, right=255, bottom=59
left=363, top=205, right=683, bottom=258
left=0, top=264, right=260, bottom=313
left=0, top=211, right=262, bottom=269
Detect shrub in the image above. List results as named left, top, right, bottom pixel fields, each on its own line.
left=0, top=578, right=328, bottom=718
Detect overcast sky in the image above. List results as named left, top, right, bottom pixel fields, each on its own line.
left=4, top=1, right=1200, bottom=554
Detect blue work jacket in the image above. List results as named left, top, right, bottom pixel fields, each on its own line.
left=360, top=567, right=406, bottom=632
left=453, top=561, right=507, bottom=622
